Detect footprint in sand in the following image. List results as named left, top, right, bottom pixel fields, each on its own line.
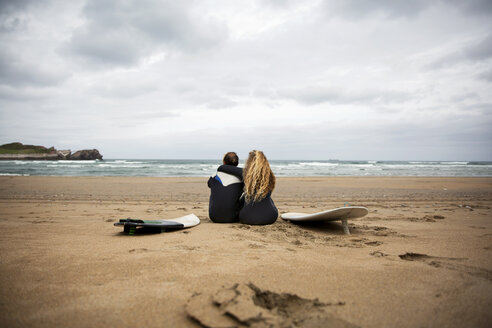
left=356, top=225, right=401, bottom=237
left=364, top=240, right=383, bottom=246
left=422, top=215, right=445, bottom=222
left=248, top=243, right=266, bottom=249
left=186, top=283, right=355, bottom=328
left=370, top=251, right=388, bottom=257
left=31, top=220, right=54, bottom=224
left=399, top=252, right=492, bottom=282
left=129, top=248, right=148, bottom=253
left=291, top=239, right=303, bottom=246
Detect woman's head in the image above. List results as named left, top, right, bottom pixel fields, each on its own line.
left=222, top=152, right=239, bottom=166
left=243, top=150, right=275, bottom=202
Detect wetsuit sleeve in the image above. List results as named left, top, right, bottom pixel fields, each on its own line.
left=207, top=176, right=214, bottom=188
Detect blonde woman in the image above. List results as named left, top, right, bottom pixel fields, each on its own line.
left=239, top=150, right=278, bottom=225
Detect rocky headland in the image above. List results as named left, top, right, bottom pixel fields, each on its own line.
left=0, top=142, right=103, bottom=160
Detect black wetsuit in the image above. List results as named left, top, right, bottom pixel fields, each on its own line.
left=207, top=165, right=244, bottom=223
left=239, top=192, right=278, bottom=225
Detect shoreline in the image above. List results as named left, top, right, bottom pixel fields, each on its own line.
left=1, top=176, right=491, bottom=201
left=0, top=176, right=491, bottom=327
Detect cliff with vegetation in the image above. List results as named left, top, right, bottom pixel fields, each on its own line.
left=0, top=142, right=103, bottom=160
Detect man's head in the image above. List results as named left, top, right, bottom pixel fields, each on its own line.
left=222, top=152, right=239, bottom=166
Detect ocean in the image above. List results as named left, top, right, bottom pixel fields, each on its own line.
left=0, top=159, right=491, bottom=177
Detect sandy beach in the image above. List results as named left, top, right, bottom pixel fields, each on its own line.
left=0, top=176, right=491, bottom=327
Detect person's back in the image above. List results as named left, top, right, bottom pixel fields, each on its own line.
left=239, top=150, right=278, bottom=225
left=208, top=152, right=244, bottom=223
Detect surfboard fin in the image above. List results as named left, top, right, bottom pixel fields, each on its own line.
left=341, top=219, right=350, bottom=235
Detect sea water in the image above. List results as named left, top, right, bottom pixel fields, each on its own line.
left=0, top=159, right=491, bottom=177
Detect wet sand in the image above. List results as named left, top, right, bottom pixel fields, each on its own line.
left=0, top=176, right=491, bottom=327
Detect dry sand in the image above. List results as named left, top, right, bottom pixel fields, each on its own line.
left=0, top=176, right=491, bottom=327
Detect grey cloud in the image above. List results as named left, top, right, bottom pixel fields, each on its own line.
left=445, top=0, right=492, bottom=15
left=0, top=0, right=56, bottom=32
left=0, top=0, right=49, bottom=14
left=128, top=111, right=178, bottom=120
left=90, top=80, right=157, bottom=99
left=462, top=103, right=492, bottom=115
left=278, top=86, right=412, bottom=106
left=175, top=89, right=239, bottom=109
left=279, top=86, right=339, bottom=106
left=0, top=0, right=31, bottom=11
left=151, top=112, right=492, bottom=160
left=112, top=111, right=179, bottom=128
left=0, top=85, right=50, bottom=102
left=0, top=50, right=68, bottom=87
left=66, top=0, right=227, bottom=67
left=478, top=69, right=492, bottom=82
left=262, top=0, right=297, bottom=8
left=0, top=0, right=33, bottom=32
left=450, top=92, right=479, bottom=103
left=0, top=14, right=24, bottom=33
left=465, top=34, right=492, bottom=61
left=323, top=0, right=431, bottom=19
left=205, top=97, right=237, bottom=110
left=0, top=0, right=36, bottom=16
left=173, top=78, right=199, bottom=94
left=438, top=114, right=492, bottom=145
left=427, top=34, right=492, bottom=69
left=323, top=0, right=492, bottom=20
left=68, top=29, right=145, bottom=67
left=129, top=2, right=226, bottom=50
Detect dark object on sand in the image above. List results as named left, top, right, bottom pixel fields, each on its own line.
left=114, top=214, right=200, bottom=235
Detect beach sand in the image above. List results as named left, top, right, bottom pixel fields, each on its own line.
left=0, top=176, right=491, bottom=327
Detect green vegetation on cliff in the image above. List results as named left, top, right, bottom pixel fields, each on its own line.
left=0, top=142, right=54, bottom=155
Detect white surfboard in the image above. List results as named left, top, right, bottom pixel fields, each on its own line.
left=281, top=206, right=368, bottom=234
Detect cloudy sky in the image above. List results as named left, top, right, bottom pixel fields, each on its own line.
left=0, top=0, right=491, bottom=160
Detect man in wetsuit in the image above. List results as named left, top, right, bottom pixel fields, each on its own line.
left=207, top=152, right=244, bottom=223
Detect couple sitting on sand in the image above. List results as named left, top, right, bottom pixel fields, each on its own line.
left=208, top=150, right=278, bottom=225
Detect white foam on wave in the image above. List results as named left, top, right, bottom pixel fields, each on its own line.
left=55, top=160, right=97, bottom=164
left=117, top=161, right=144, bottom=164
left=0, top=173, right=29, bottom=176
left=298, top=162, right=339, bottom=166
left=409, top=161, right=440, bottom=165
left=98, top=164, right=146, bottom=168
left=47, top=164, right=84, bottom=168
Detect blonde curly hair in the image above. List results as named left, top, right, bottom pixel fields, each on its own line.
left=243, top=150, right=275, bottom=202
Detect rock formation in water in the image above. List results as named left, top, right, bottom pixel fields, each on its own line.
left=69, top=149, right=103, bottom=160
left=0, top=142, right=103, bottom=160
